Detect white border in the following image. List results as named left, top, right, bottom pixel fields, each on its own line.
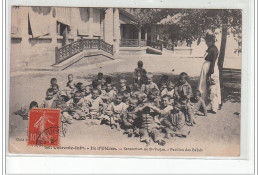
left=4, top=0, right=255, bottom=174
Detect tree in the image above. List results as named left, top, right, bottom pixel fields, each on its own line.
left=161, top=9, right=242, bottom=104
left=129, top=9, right=242, bottom=104
left=128, top=8, right=170, bottom=26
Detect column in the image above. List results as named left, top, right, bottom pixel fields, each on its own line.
left=138, top=24, right=141, bottom=47
left=88, top=8, right=94, bottom=37
left=113, top=8, right=120, bottom=57
left=104, top=8, right=113, bottom=44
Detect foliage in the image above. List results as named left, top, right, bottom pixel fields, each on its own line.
left=129, top=8, right=242, bottom=45
left=128, top=8, right=171, bottom=26
left=163, top=9, right=242, bottom=44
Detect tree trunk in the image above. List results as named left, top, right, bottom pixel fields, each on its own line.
left=218, top=21, right=228, bottom=105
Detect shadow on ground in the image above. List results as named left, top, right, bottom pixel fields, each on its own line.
left=77, top=68, right=241, bottom=103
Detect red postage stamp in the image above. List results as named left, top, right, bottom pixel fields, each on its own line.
left=28, top=108, right=60, bottom=146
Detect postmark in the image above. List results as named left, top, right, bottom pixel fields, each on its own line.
left=28, top=108, right=60, bottom=146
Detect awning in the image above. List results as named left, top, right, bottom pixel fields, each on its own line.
left=77, top=8, right=90, bottom=36
left=119, top=13, right=138, bottom=25
left=92, top=8, right=101, bottom=36
left=54, top=7, right=72, bottom=26
left=29, top=7, right=50, bottom=38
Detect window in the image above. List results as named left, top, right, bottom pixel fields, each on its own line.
left=57, top=21, right=70, bottom=36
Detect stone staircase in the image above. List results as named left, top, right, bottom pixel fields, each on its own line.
left=26, top=39, right=114, bottom=71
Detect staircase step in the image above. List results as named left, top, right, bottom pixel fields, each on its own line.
left=53, top=50, right=114, bottom=71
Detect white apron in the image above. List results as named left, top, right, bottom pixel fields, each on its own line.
left=197, top=57, right=221, bottom=106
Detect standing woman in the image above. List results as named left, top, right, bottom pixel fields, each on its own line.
left=197, top=33, right=221, bottom=108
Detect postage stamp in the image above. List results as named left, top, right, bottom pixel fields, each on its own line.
left=28, top=108, right=60, bottom=146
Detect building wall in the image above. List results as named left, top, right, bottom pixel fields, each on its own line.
left=10, top=7, right=118, bottom=71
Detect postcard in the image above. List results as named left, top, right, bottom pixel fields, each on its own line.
left=9, top=6, right=242, bottom=156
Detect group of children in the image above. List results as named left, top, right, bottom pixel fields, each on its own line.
left=15, top=60, right=220, bottom=146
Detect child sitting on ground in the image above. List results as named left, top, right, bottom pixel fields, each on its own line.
left=166, top=81, right=175, bottom=99
left=137, top=104, right=166, bottom=146
left=84, top=85, right=92, bottom=98
left=14, top=101, right=38, bottom=120
left=65, top=74, right=76, bottom=99
left=55, top=95, right=72, bottom=134
left=158, top=74, right=169, bottom=91
left=148, top=95, right=175, bottom=139
left=84, top=88, right=104, bottom=125
left=75, top=82, right=86, bottom=97
left=100, top=82, right=117, bottom=113
left=128, top=82, right=140, bottom=98
left=67, top=74, right=76, bottom=89
left=133, top=60, right=147, bottom=87
left=170, top=102, right=190, bottom=138
left=103, top=82, right=117, bottom=102
left=141, top=74, right=160, bottom=96
left=59, top=95, right=72, bottom=137
left=161, top=81, right=175, bottom=99
left=122, top=97, right=141, bottom=137
left=42, top=88, right=57, bottom=108
left=118, top=78, right=131, bottom=94
left=52, top=84, right=61, bottom=100
left=65, top=91, right=87, bottom=120
left=190, top=90, right=207, bottom=116
left=103, top=94, right=128, bottom=130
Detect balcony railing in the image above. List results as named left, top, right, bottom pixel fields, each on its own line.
left=120, top=39, right=147, bottom=47
left=120, top=39, right=163, bottom=51
left=55, top=39, right=113, bottom=64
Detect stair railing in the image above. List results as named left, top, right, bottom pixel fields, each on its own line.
left=55, top=39, right=113, bottom=64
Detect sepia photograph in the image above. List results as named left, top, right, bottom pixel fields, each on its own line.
left=8, top=6, right=242, bottom=156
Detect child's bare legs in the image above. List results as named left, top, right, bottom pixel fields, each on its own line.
left=110, top=114, right=121, bottom=131
left=160, top=119, right=175, bottom=138
left=125, top=128, right=133, bottom=137
left=183, top=105, right=196, bottom=126
left=62, top=112, right=73, bottom=124
left=122, top=120, right=134, bottom=137
left=99, top=114, right=110, bottom=125
left=175, top=113, right=190, bottom=137
left=150, top=128, right=166, bottom=146
left=73, top=110, right=86, bottom=120
left=90, top=112, right=100, bottom=125
left=139, top=129, right=151, bottom=146
left=211, top=97, right=218, bottom=113
left=133, top=127, right=140, bottom=137
left=60, top=112, right=72, bottom=137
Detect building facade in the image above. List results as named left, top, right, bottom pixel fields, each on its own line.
left=10, top=7, right=241, bottom=71
left=11, top=7, right=121, bottom=71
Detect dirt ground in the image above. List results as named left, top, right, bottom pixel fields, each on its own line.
left=8, top=55, right=241, bottom=157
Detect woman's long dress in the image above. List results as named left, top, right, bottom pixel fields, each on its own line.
left=197, top=45, right=221, bottom=106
